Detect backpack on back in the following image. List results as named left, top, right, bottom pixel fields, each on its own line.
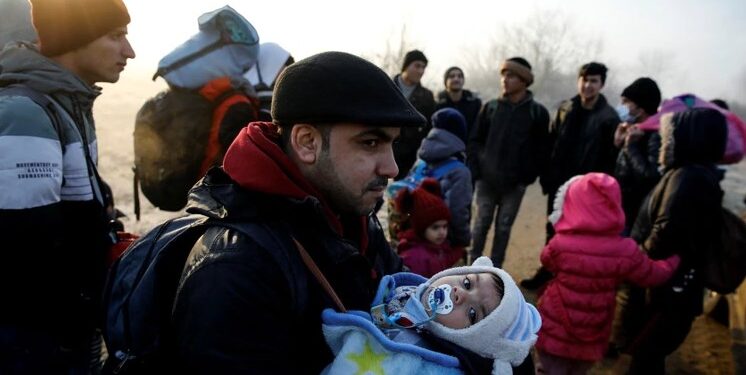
left=385, top=159, right=463, bottom=240
left=102, top=214, right=303, bottom=374
left=134, top=5, right=261, bottom=217
left=133, top=83, right=257, bottom=214
left=702, top=208, right=746, bottom=294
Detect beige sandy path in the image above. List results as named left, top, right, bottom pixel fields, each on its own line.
left=93, top=72, right=740, bottom=374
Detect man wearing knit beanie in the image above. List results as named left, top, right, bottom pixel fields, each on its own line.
left=619, top=77, right=661, bottom=124
left=0, top=0, right=134, bottom=372
left=435, top=66, right=482, bottom=133
left=612, top=77, right=662, bottom=231
left=609, top=77, right=664, bottom=354
left=170, top=51, right=427, bottom=373
left=393, top=49, right=436, bottom=180
left=468, top=56, right=550, bottom=268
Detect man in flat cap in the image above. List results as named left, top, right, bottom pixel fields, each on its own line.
left=170, top=51, right=426, bottom=373
left=0, top=0, right=135, bottom=373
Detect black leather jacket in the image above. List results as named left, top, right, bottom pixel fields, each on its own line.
left=540, top=94, right=620, bottom=194
left=171, top=169, right=403, bottom=374
left=392, top=73, right=436, bottom=180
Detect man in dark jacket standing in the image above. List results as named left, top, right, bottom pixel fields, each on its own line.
left=467, top=57, right=550, bottom=267
left=436, top=66, right=482, bottom=131
left=613, top=77, right=663, bottom=233
left=523, top=62, right=620, bottom=289
left=171, top=52, right=426, bottom=374
left=0, top=0, right=134, bottom=373
left=393, top=49, right=436, bottom=179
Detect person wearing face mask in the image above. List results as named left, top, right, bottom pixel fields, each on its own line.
left=613, top=77, right=663, bottom=234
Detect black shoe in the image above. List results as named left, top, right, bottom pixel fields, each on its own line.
left=605, top=343, right=620, bottom=359
left=520, top=267, right=553, bottom=290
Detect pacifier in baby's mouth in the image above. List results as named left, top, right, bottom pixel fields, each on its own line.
left=427, top=284, right=454, bottom=315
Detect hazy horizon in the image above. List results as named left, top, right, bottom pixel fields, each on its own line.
left=120, top=0, right=746, bottom=103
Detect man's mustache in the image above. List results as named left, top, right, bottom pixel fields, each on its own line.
left=365, top=177, right=388, bottom=190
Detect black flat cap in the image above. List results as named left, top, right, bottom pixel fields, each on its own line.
left=271, top=51, right=426, bottom=127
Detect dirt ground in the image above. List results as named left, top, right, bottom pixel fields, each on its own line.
left=93, top=73, right=745, bottom=374
left=481, top=184, right=738, bottom=375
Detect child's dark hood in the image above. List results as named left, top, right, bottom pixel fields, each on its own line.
left=659, top=108, right=727, bottom=170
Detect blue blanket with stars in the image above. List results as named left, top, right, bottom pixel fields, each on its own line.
left=321, top=308, right=462, bottom=375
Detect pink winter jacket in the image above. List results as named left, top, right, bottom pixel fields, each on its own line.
left=397, top=229, right=464, bottom=278
left=535, top=173, right=680, bottom=361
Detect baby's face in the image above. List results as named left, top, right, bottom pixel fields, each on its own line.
left=421, top=273, right=501, bottom=329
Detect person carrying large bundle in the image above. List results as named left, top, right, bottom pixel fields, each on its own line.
left=133, top=5, right=260, bottom=215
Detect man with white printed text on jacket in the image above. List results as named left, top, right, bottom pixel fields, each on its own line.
left=0, top=0, right=135, bottom=372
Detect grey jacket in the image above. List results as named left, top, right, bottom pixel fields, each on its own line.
left=417, top=128, right=473, bottom=247
left=0, top=43, right=112, bottom=342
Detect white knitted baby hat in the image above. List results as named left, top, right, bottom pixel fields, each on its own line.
left=423, top=257, right=542, bottom=375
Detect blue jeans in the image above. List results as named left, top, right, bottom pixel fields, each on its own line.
left=470, top=181, right=527, bottom=267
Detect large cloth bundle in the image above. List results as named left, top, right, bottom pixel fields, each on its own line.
left=153, top=5, right=259, bottom=89
left=637, top=93, right=746, bottom=164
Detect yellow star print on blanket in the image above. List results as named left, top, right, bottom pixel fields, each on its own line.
left=346, top=340, right=387, bottom=375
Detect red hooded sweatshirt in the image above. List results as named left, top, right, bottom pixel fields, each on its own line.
left=222, top=122, right=369, bottom=253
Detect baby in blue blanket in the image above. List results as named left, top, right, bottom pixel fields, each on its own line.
left=323, top=256, right=541, bottom=375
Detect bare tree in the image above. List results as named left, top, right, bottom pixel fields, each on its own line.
left=461, top=9, right=605, bottom=109
left=364, top=25, right=415, bottom=77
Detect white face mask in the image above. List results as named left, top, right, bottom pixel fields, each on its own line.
left=616, top=104, right=637, bottom=123
left=427, top=284, right=454, bottom=315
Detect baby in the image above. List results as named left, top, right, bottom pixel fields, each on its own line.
left=323, top=257, right=542, bottom=374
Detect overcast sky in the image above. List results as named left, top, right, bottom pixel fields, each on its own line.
left=124, top=0, right=746, bottom=101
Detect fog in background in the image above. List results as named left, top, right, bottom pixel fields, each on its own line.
left=122, top=0, right=746, bottom=113
left=87, top=0, right=746, bottom=233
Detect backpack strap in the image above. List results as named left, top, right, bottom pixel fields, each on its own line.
left=0, top=85, right=67, bottom=149
left=218, top=221, right=346, bottom=312
left=292, top=238, right=347, bottom=312
left=410, top=160, right=428, bottom=181
left=427, top=159, right=463, bottom=180
left=485, top=99, right=499, bottom=120
left=198, top=90, right=259, bottom=177
left=528, top=100, right=539, bottom=124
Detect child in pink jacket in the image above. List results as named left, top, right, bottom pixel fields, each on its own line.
left=535, top=173, right=680, bottom=374
left=395, top=178, right=464, bottom=278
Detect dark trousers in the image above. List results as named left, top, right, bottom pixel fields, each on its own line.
left=0, top=325, right=101, bottom=375
left=470, top=181, right=527, bottom=267
left=545, top=189, right=557, bottom=243
left=624, top=286, right=699, bottom=375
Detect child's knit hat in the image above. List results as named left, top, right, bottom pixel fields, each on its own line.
left=431, top=107, right=467, bottom=144
left=395, top=178, right=450, bottom=237
left=423, top=257, right=541, bottom=375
